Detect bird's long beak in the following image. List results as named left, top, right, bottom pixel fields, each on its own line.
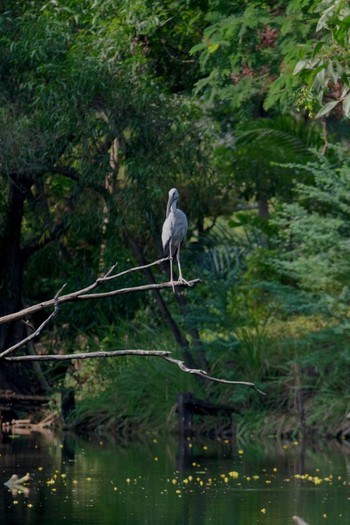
left=166, top=193, right=176, bottom=217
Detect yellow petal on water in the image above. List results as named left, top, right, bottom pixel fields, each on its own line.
left=72, top=480, right=78, bottom=485
left=27, top=504, right=33, bottom=508
left=13, top=500, right=19, bottom=505
left=261, top=508, right=267, bottom=514
left=171, top=479, right=177, bottom=485
left=238, top=449, right=244, bottom=455
left=229, top=471, right=239, bottom=478
left=154, top=457, right=158, bottom=461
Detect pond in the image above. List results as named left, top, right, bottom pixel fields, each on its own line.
left=1, top=429, right=350, bottom=525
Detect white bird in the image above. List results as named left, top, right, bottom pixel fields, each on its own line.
left=162, top=188, right=188, bottom=292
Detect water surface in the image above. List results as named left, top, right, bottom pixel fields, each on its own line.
left=1, top=430, right=350, bottom=524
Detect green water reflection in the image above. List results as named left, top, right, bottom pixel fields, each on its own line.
left=1, top=430, right=350, bottom=524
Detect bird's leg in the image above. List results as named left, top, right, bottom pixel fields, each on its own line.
left=169, top=244, right=175, bottom=293
left=176, top=246, right=190, bottom=286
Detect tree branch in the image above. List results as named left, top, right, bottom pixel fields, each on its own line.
left=0, top=258, right=199, bottom=326
left=0, top=284, right=66, bottom=359
left=4, top=349, right=266, bottom=395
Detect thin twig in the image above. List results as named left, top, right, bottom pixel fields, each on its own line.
left=101, top=257, right=169, bottom=282
left=5, top=349, right=266, bottom=395
left=0, top=284, right=66, bottom=359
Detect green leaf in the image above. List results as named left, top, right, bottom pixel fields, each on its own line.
left=293, top=59, right=308, bottom=75
left=312, top=41, right=323, bottom=58
left=342, top=93, right=350, bottom=117
left=315, top=100, right=339, bottom=118
left=208, top=43, right=220, bottom=53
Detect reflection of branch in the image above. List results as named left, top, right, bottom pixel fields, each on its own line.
left=5, top=474, right=31, bottom=496
left=0, top=258, right=199, bottom=326
left=293, top=517, right=310, bottom=525
left=5, top=349, right=266, bottom=396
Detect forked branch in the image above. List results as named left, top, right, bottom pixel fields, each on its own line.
left=0, top=284, right=66, bottom=359
left=0, top=258, right=200, bottom=326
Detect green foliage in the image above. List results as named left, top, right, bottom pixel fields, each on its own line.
left=191, top=0, right=320, bottom=117
left=215, top=116, right=322, bottom=204
left=191, top=3, right=285, bottom=116
left=271, top=146, right=350, bottom=317
left=293, top=0, right=350, bottom=118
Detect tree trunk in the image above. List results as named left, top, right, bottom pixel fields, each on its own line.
left=0, top=175, right=35, bottom=393
left=257, top=194, right=269, bottom=221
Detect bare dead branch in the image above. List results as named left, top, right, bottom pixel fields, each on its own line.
left=0, top=258, right=199, bottom=326
left=5, top=349, right=170, bottom=361
left=0, top=284, right=66, bottom=359
left=4, top=349, right=266, bottom=395
left=160, top=355, right=267, bottom=396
